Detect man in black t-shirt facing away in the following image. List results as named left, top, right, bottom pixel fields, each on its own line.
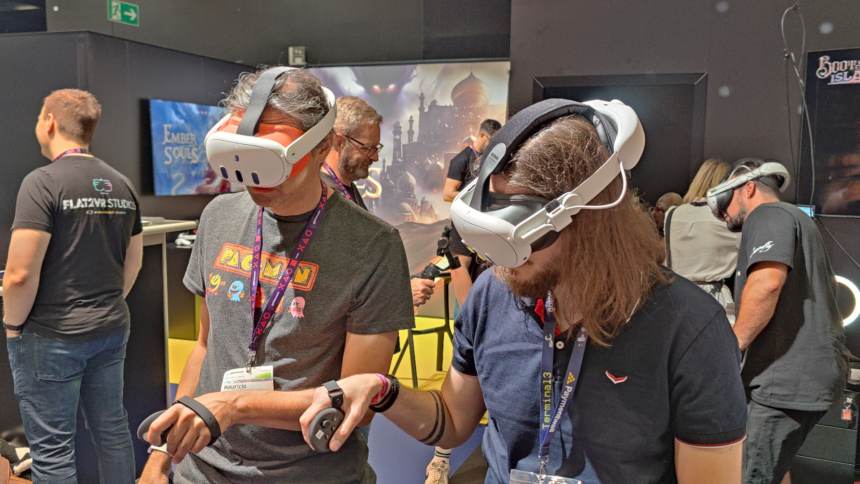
left=719, top=158, right=849, bottom=484
left=321, top=96, right=436, bottom=309
left=302, top=114, right=748, bottom=484
left=4, top=89, right=143, bottom=483
left=442, top=119, right=501, bottom=306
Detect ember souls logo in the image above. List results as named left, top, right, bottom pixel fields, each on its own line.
left=816, top=56, right=860, bottom=85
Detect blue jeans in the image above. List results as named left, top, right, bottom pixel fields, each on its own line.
left=7, top=330, right=135, bottom=484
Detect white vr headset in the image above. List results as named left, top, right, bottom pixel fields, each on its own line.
left=450, top=99, right=645, bottom=268
left=204, top=66, right=337, bottom=188
left=706, top=160, right=790, bottom=219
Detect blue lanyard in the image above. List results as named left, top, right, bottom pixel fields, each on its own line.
left=538, top=296, right=588, bottom=467
left=246, top=181, right=327, bottom=369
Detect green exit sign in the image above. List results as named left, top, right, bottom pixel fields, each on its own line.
left=108, top=0, right=139, bottom=27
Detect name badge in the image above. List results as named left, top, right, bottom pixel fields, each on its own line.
left=510, top=470, right=581, bottom=484
left=221, top=366, right=274, bottom=392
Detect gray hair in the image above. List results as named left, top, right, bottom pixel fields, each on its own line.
left=333, top=96, right=382, bottom=137
left=223, top=67, right=332, bottom=146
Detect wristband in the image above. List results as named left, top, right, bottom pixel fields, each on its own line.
left=370, top=375, right=399, bottom=413
left=370, top=373, right=389, bottom=406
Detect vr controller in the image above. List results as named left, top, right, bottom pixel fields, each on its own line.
left=412, top=225, right=460, bottom=280
left=137, top=396, right=222, bottom=448
left=308, top=380, right=346, bottom=453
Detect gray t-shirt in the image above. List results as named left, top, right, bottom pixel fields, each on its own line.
left=734, top=202, right=849, bottom=411
left=175, top=188, right=414, bottom=484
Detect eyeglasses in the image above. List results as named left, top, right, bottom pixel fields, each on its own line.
left=345, top=136, right=383, bottom=158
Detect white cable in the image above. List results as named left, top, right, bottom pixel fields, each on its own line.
left=566, top=160, right=629, bottom=212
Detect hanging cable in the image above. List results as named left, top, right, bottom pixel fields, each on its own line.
left=780, top=2, right=816, bottom=205
left=816, top=218, right=860, bottom=271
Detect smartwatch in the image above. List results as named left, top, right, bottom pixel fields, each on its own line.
left=323, top=380, right=344, bottom=409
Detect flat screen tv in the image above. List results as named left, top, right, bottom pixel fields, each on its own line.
left=149, top=99, right=243, bottom=196
left=801, top=47, right=860, bottom=216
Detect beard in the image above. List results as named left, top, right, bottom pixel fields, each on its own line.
left=338, top=151, right=370, bottom=181
left=495, top=263, right=561, bottom=300
left=726, top=204, right=748, bottom=233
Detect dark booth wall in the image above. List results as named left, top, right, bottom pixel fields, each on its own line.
left=0, top=32, right=249, bottom=264
left=45, top=0, right=511, bottom=66
left=510, top=0, right=860, bottom=200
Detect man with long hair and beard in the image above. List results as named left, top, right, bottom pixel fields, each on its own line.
left=300, top=109, right=748, bottom=483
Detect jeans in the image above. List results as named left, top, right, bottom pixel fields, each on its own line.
left=7, top=329, right=135, bottom=484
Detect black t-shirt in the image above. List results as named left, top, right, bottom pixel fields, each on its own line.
left=446, top=147, right=477, bottom=187
left=453, top=271, right=747, bottom=484
left=320, top=172, right=368, bottom=211
left=734, top=202, right=849, bottom=411
left=12, top=156, right=142, bottom=341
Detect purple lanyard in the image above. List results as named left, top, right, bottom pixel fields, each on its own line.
left=323, top=164, right=355, bottom=202
left=246, top=181, right=328, bottom=369
left=52, top=148, right=91, bottom=162
left=538, top=295, right=587, bottom=473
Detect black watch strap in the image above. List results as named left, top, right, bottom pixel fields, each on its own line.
left=3, top=321, right=26, bottom=331
left=323, top=380, right=344, bottom=409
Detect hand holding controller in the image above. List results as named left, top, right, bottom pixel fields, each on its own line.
left=308, top=381, right=346, bottom=453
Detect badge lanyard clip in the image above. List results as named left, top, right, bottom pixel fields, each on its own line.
left=245, top=181, right=328, bottom=366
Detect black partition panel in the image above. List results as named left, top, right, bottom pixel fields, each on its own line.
left=533, top=74, right=707, bottom=206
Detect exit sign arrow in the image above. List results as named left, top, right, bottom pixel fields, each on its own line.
left=108, top=0, right=139, bottom=27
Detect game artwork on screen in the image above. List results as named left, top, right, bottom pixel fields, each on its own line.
left=150, top=99, right=245, bottom=196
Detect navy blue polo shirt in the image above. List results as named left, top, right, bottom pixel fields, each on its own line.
left=452, top=271, right=747, bottom=484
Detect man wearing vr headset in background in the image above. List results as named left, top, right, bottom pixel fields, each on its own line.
left=300, top=99, right=748, bottom=483
left=322, top=95, right=436, bottom=308
left=139, top=68, right=414, bottom=484
left=443, top=118, right=501, bottom=306
left=711, top=158, right=849, bottom=484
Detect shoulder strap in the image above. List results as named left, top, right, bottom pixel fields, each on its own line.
left=664, top=206, right=676, bottom=268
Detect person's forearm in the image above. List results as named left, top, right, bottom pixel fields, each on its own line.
left=230, top=389, right=317, bottom=431
left=1, top=271, right=40, bottom=326
left=176, top=343, right=207, bottom=399
left=142, top=340, right=207, bottom=476
left=734, top=283, right=781, bottom=350
left=443, top=191, right=459, bottom=202
left=383, top=386, right=473, bottom=449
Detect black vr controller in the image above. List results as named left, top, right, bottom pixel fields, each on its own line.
left=412, top=225, right=461, bottom=280
left=309, top=381, right=346, bottom=453
left=137, top=396, right=222, bottom=448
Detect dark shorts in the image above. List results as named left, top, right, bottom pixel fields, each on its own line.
left=448, top=224, right=471, bottom=257
left=743, top=400, right=826, bottom=484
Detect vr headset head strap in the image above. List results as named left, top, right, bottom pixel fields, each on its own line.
left=237, top=66, right=296, bottom=137
left=471, top=99, right=615, bottom=212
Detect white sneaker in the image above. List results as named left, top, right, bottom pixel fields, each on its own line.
left=425, top=458, right=450, bottom=484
